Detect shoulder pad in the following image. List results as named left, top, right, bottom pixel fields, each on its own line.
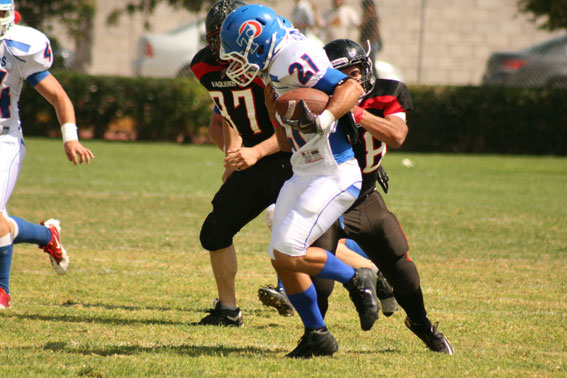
left=5, top=25, right=50, bottom=57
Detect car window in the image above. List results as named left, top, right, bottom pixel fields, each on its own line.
left=524, top=35, right=567, bottom=56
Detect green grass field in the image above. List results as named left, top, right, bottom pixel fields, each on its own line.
left=1, top=138, right=565, bottom=377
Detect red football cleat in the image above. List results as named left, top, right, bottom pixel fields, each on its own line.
left=40, top=219, right=69, bottom=275
left=0, top=287, right=10, bottom=309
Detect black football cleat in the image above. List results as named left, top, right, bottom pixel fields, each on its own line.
left=343, top=267, right=379, bottom=331
left=404, top=317, right=454, bottom=354
left=285, top=328, right=339, bottom=358
left=258, top=285, right=295, bottom=316
left=376, top=270, right=398, bottom=317
left=194, top=299, right=243, bottom=327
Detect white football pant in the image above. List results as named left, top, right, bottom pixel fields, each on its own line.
left=269, top=158, right=361, bottom=258
left=0, top=135, right=25, bottom=217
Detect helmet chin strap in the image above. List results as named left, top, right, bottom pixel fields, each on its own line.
left=243, top=31, right=256, bottom=58
left=364, top=39, right=373, bottom=66
left=263, top=33, right=277, bottom=70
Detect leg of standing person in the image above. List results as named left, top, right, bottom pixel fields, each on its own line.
left=197, top=160, right=289, bottom=326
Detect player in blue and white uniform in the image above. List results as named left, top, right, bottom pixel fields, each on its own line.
left=220, top=4, right=379, bottom=358
left=0, top=0, right=94, bottom=309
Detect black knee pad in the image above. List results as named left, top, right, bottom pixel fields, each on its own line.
left=199, top=213, right=233, bottom=251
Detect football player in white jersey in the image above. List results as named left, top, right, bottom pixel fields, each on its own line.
left=0, top=0, right=94, bottom=309
left=220, top=4, right=379, bottom=358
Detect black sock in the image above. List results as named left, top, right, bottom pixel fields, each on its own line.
left=395, top=287, right=431, bottom=328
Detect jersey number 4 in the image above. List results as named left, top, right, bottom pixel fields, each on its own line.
left=0, top=70, right=11, bottom=119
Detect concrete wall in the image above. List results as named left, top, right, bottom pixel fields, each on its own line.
left=48, top=0, right=562, bottom=85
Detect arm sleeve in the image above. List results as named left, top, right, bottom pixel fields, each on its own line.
left=23, top=34, right=54, bottom=83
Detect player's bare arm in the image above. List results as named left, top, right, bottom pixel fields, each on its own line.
left=356, top=111, right=408, bottom=148
left=326, top=78, right=364, bottom=120
left=294, top=78, right=364, bottom=135
left=273, top=124, right=292, bottom=152
left=221, top=118, right=241, bottom=182
left=263, top=83, right=278, bottom=122
left=34, top=74, right=94, bottom=165
left=264, top=83, right=292, bottom=152
left=225, top=133, right=281, bottom=171
left=208, top=111, right=225, bottom=150
left=340, top=64, right=408, bottom=147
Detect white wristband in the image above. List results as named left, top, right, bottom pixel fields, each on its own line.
left=61, top=123, right=78, bottom=143
left=316, top=109, right=336, bottom=133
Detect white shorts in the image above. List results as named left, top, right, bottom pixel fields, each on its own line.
left=269, top=158, right=362, bottom=258
left=0, top=134, right=25, bottom=217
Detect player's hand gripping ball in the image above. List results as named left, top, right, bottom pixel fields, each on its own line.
left=276, top=88, right=330, bottom=134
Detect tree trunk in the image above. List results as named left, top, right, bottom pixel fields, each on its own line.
left=72, top=16, right=93, bottom=73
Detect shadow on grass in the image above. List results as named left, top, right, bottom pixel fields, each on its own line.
left=60, top=300, right=195, bottom=313
left=39, top=342, right=399, bottom=358
left=11, top=313, right=188, bottom=326
left=42, top=342, right=279, bottom=358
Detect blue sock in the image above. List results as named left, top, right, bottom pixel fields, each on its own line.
left=287, top=284, right=325, bottom=329
left=10, top=216, right=51, bottom=246
left=315, top=250, right=355, bottom=283
left=277, top=277, right=285, bottom=291
left=345, top=239, right=369, bottom=259
left=0, top=239, right=14, bottom=293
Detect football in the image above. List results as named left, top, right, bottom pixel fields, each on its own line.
left=275, top=88, right=330, bottom=120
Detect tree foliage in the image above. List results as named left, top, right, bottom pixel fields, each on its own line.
left=517, top=0, right=567, bottom=30
left=106, top=0, right=218, bottom=29
left=16, top=0, right=96, bottom=36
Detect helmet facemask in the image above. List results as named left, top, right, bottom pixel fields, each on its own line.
left=0, top=0, right=14, bottom=40
left=220, top=32, right=278, bottom=87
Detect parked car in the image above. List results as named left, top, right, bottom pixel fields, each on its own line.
left=481, top=34, right=567, bottom=88
left=133, top=20, right=206, bottom=78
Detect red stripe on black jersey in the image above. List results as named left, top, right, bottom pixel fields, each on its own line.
left=191, top=61, right=225, bottom=81
left=362, top=95, right=404, bottom=116
left=252, top=77, right=265, bottom=88
left=362, top=79, right=413, bottom=115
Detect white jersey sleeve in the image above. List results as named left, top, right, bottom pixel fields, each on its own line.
left=0, top=25, right=54, bottom=131
left=8, top=25, right=54, bottom=81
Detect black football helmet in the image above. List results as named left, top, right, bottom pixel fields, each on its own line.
left=205, top=0, right=245, bottom=59
left=323, top=39, right=376, bottom=95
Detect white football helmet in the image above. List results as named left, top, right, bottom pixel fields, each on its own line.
left=0, top=0, right=14, bottom=40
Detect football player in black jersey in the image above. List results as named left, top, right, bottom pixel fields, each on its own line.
left=190, top=0, right=293, bottom=326
left=323, top=39, right=454, bottom=354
